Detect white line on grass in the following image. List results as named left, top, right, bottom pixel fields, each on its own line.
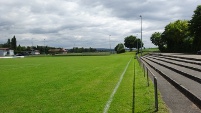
left=103, top=58, right=132, bottom=113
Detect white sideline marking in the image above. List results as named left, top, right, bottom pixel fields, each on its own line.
left=103, top=58, right=132, bottom=113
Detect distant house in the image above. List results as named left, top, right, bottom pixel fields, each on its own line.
left=31, top=50, right=40, bottom=55
left=48, top=48, right=67, bottom=55
left=0, top=48, right=14, bottom=56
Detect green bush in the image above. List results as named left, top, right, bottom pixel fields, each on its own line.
left=115, top=43, right=125, bottom=54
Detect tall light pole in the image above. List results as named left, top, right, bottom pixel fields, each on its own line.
left=32, top=38, right=33, bottom=55
left=109, top=35, right=111, bottom=54
left=136, top=34, right=138, bottom=53
left=44, top=39, right=46, bottom=47
left=32, top=38, right=33, bottom=47
left=44, top=39, right=46, bottom=54
left=140, top=15, right=142, bottom=56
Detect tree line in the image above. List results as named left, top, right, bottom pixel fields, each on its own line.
left=0, top=36, right=98, bottom=54
left=114, top=35, right=143, bottom=54
left=68, top=47, right=97, bottom=53
left=150, top=5, right=201, bottom=53
left=0, top=36, right=17, bottom=51
left=0, top=36, right=61, bottom=54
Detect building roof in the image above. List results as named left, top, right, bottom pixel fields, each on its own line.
left=48, top=48, right=67, bottom=52
left=0, top=48, right=10, bottom=50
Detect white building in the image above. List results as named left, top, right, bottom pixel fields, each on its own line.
left=0, top=48, right=14, bottom=56
left=31, top=50, right=40, bottom=55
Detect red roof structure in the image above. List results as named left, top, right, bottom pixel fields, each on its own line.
left=0, top=48, right=10, bottom=50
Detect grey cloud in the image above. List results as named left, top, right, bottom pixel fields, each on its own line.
left=30, top=28, right=59, bottom=34
left=0, top=0, right=200, bottom=49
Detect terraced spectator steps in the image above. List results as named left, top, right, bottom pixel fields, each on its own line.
left=141, top=53, right=201, bottom=110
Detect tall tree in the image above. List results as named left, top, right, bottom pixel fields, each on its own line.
left=150, top=32, right=162, bottom=46
left=7, top=39, right=11, bottom=48
left=11, top=35, right=17, bottom=50
left=189, top=5, right=201, bottom=52
left=134, top=38, right=143, bottom=53
left=124, top=35, right=136, bottom=51
left=162, top=20, right=190, bottom=52
left=150, top=32, right=166, bottom=52
left=17, top=44, right=22, bottom=53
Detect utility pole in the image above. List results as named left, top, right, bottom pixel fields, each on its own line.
left=44, top=39, right=46, bottom=54
left=140, top=15, right=143, bottom=57
left=32, top=38, right=33, bottom=55
left=136, top=34, right=138, bottom=54
left=109, top=35, right=111, bottom=54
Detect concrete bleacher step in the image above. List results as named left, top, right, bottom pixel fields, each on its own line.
left=159, top=54, right=201, bottom=61
left=145, top=55, right=201, bottom=72
left=140, top=57, right=201, bottom=113
left=145, top=57, right=201, bottom=84
left=141, top=56, right=201, bottom=109
left=149, top=53, right=201, bottom=65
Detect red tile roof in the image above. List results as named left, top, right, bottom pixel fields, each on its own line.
left=0, top=48, right=9, bottom=50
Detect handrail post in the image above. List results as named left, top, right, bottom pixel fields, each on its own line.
left=154, top=77, right=158, bottom=111
left=147, top=68, right=149, bottom=86
left=144, top=64, right=145, bottom=77
left=132, top=62, right=135, bottom=113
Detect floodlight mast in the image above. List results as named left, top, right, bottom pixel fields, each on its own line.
left=44, top=39, right=46, bottom=54
left=32, top=38, right=33, bottom=55
left=137, top=39, right=138, bottom=53
left=109, top=35, right=111, bottom=54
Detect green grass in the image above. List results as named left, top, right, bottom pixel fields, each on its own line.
left=134, top=60, right=168, bottom=113
left=107, top=54, right=168, bottom=113
left=143, top=48, right=159, bottom=52
left=0, top=55, right=131, bottom=113
left=0, top=54, right=168, bottom=113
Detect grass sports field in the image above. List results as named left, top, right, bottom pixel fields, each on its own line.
left=0, top=53, right=168, bottom=113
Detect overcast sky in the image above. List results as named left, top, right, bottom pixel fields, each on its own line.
left=0, top=0, right=200, bottom=49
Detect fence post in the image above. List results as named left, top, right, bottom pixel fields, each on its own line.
left=147, top=68, right=149, bottom=86
left=154, top=77, right=158, bottom=111
left=137, top=56, right=141, bottom=66
left=132, top=62, right=135, bottom=113
left=144, top=64, right=145, bottom=77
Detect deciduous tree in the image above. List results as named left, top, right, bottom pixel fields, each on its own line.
left=11, top=35, right=17, bottom=51
left=134, top=38, right=143, bottom=53
left=114, top=43, right=125, bottom=54
left=162, top=20, right=190, bottom=52
left=189, top=5, right=201, bottom=52
left=150, top=32, right=166, bottom=52
left=124, top=35, right=136, bottom=51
